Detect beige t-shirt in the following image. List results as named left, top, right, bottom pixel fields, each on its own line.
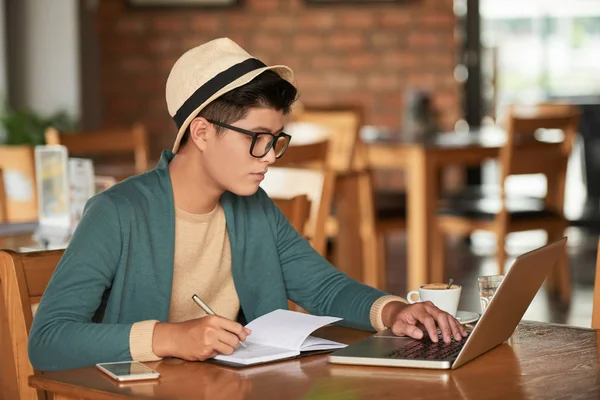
left=129, top=204, right=404, bottom=361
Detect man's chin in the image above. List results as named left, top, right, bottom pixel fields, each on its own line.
left=230, top=184, right=260, bottom=197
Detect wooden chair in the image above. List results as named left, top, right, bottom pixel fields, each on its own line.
left=272, top=195, right=311, bottom=236
left=0, top=167, right=7, bottom=223
left=292, top=106, right=398, bottom=290
left=593, top=238, right=600, bottom=329
left=0, top=249, right=64, bottom=400
left=45, top=123, right=150, bottom=179
left=269, top=195, right=312, bottom=313
left=261, top=166, right=336, bottom=257
left=433, top=104, right=580, bottom=302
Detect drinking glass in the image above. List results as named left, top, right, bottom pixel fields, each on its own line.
left=478, top=275, right=504, bottom=314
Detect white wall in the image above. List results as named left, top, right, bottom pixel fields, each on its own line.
left=11, top=0, right=80, bottom=118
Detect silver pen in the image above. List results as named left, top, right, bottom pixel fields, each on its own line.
left=191, top=294, right=247, bottom=348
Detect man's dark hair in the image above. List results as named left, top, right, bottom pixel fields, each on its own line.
left=179, top=70, right=298, bottom=148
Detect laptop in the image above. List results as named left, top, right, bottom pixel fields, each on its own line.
left=328, top=237, right=567, bottom=370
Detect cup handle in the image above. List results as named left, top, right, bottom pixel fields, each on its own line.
left=407, top=290, right=420, bottom=304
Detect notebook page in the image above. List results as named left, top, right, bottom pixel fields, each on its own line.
left=214, top=342, right=298, bottom=365
left=245, top=309, right=342, bottom=351
left=300, top=335, right=347, bottom=351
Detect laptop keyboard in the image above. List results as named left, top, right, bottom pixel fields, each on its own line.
left=386, top=332, right=470, bottom=360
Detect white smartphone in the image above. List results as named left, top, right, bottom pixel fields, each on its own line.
left=96, top=361, right=160, bottom=382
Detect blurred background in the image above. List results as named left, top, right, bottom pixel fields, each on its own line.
left=1, top=0, right=599, bottom=327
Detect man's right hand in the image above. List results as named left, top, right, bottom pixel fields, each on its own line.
left=152, top=316, right=251, bottom=361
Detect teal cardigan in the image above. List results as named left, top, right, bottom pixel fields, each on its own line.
left=28, top=150, right=387, bottom=371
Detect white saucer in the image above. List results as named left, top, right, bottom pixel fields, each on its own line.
left=455, top=310, right=480, bottom=324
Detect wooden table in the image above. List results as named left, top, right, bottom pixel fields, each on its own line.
left=340, top=128, right=506, bottom=292
left=29, top=321, right=600, bottom=399
left=0, top=222, right=38, bottom=251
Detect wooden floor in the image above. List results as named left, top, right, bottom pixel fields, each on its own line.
left=384, top=227, right=599, bottom=328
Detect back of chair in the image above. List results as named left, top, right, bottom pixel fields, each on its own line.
left=261, top=167, right=335, bottom=256
left=270, top=195, right=311, bottom=313
left=271, top=195, right=311, bottom=236
left=45, top=123, right=150, bottom=175
left=292, top=106, right=363, bottom=173
left=0, top=167, right=7, bottom=223
left=593, top=238, right=600, bottom=329
left=0, top=249, right=64, bottom=400
left=500, top=103, right=580, bottom=214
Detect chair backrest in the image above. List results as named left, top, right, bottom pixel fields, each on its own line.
left=0, top=249, right=63, bottom=400
left=0, top=146, right=38, bottom=223
left=499, top=103, right=580, bottom=214
left=44, top=123, right=150, bottom=175
left=292, top=106, right=364, bottom=173
left=593, top=238, right=600, bottom=329
left=0, top=167, right=7, bottom=223
left=260, top=167, right=336, bottom=257
left=271, top=195, right=311, bottom=236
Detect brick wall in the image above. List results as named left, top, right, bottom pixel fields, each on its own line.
left=97, top=0, right=460, bottom=158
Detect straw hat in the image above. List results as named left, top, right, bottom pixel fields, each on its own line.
left=166, top=38, right=295, bottom=153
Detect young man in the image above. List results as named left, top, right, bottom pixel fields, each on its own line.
left=28, top=38, right=466, bottom=371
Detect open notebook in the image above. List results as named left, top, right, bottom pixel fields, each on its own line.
left=213, top=309, right=347, bottom=367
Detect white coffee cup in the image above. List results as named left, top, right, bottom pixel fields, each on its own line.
left=407, top=283, right=462, bottom=317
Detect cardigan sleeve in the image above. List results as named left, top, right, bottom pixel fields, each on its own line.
left=28, top=192, right=135, bottom=371
left=256, top=189, right=405, bottom=331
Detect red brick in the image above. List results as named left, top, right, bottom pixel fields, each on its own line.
left=99, top=0, right=125, bottom=18
left=300, top=12, right=336, bottom=30
left=248, top=0, right=280, bottom=12
left=365, top=73, right=401, bottom=91
left=434, top=92, right=459, bottom=109
left=299, top=92, right=337, bottom=107
left=151, top=17, right=186, bottom=33
left=136, top=76, right=167, bottom=93
left=322, top=72, right=359, bottom=90
left=371, top=32, right=403, bottom=48
left=310, top=55, right=340, bottom=69
left=293, top=36, right=323, bottom=52
left=96, top=1, right=458, bottom=136
left=380, top=12, right=411, bottom=29
left=383, top=53, right=417, bottom=69
left=329, top=34, right=364, bottom=50
left=261, top=15, right=295, bottom=32
left=288, top=0, right=303, bottom=10
left=106, top=97, right=139, bottom=116
left=420, top=12, right=456, bottom=27
left=419, top=52, right=456, bottom=70
left=143, top=37, right=177, bottom=54
left=253, top=35, right=284, bottom=51
left=346, top=54, right=378, bottom=70
left=381, top=93, right=403, bottom=110
left=338, top=93, right=377, bottom=109
left=406, top=72, right=438, bottom=87
left=103, top=38, right=137, bottom=55
left=371, top=112, right=402, bottom=127
left=115, top=18, right=148, bottom=35
left=277, top=56, right=303, bottom=70
left=190, top=15, right=223, bottom=33
left=339, top=12, right=375, bottom=29
left=295, top=74, right=324, bottom=91
left=407, top=32, right=446, bottom=48
left=225, top=15, right=254, bottom=30
left=119, top=57, right=151, bottom=74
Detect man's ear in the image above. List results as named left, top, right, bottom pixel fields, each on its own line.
left=188, top=117, right=211, bottom=152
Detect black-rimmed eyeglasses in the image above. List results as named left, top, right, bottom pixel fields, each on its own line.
left=207, top=119, right=292, bottom=159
